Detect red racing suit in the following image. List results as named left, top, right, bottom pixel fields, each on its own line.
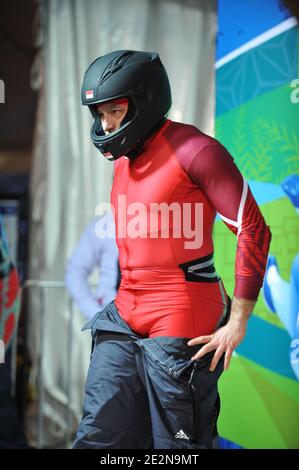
left=111, top=119, right=271, bottom=338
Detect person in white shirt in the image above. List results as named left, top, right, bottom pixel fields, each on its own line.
left=65, top=212, right=119, bottom=321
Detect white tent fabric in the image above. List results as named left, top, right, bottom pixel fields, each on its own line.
left=28, top=0, right=217, bottom=447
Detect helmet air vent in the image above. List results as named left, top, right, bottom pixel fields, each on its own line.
left=99, top=51, right=135, bottom=85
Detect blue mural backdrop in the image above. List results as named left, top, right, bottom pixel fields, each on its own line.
left=216, top=0, right=299, bottom=449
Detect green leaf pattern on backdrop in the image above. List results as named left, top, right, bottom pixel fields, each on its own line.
left=216, top=84, right=299, bottom=182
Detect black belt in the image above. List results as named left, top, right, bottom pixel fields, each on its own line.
left=178, top=252, right=220, bottom=283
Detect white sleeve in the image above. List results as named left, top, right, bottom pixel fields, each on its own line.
left=65, top=220, right=103, bottom=320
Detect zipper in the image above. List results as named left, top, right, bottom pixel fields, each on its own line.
left=188, top=362, right=199, bottom=443
left=188, top=361, right=197, bottom=390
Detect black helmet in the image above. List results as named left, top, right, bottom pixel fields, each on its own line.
left=81, top=50, right=172, bottom=160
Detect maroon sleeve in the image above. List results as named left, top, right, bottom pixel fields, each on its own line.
left=179, top=141, right=272, bottom=300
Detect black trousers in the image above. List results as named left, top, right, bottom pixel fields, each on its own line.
left=73, top=301, right=229, bottom=449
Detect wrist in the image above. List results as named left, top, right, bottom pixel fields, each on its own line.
left=230, top=296, right=256, bottom=322
left=229, top=314, right=249, bottom=329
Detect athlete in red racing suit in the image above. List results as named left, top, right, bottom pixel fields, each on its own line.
left=73, top=50, right=272, bottom=449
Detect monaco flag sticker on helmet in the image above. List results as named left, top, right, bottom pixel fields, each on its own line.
left=86, top=90, right=94, bottom=99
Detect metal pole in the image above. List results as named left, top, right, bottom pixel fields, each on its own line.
left=37, top=286, right=47, bottom=448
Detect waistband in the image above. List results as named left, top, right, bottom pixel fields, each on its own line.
left=120, top=252, right=219, bottom=285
